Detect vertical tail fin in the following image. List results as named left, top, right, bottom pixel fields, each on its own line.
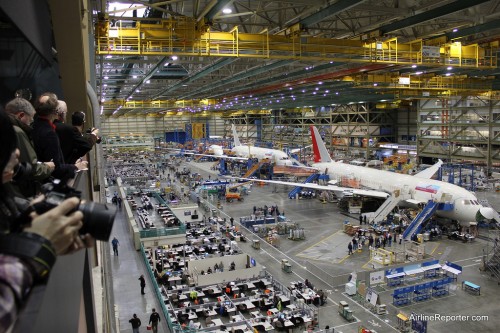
left=232, top=124, right=242, bottom=147
left=310, top=126, right=332, bottom=163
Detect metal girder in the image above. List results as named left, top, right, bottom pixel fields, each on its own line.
left=102, top=99, right=217, bottom=109
left=205, top=0, right=233, bottom=21
left=152, top=57, right=237, bottom=98
left=446, top=19, right=500, bottom=40
left=178, top=59, right=292, bottom=99
left=125, top=56, right=168, bottom=100
left=379, top=0, right=493, bottom=35
left=300, top=0, right=367, bottom=28
left=95, top=19, right=498, bottom=69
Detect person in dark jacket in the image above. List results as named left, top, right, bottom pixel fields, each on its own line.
left=4, top=98, right=54, bottom=198
left=139, top=274, right=146, bottom=295
left=31, top=93, right=87, bottom=180
left=149, top=308, right=161, bottom=333
left=54, top=101, right=95, bottom=165
left=129, top=314, right=141, bottom=333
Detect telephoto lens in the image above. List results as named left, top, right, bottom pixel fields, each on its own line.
left=36, top=180, right=117, bottom=241
left=78, top=201, right=116, bottom=241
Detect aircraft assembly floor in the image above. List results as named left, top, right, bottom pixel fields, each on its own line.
left=110, top=160, right=500, bottom=333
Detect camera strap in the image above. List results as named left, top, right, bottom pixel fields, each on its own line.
left=0, top=232, right=56, bottom=283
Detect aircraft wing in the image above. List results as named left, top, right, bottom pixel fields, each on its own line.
left=228, top=177, right=389, bottom=199
left=192, top=153, right=249, bottom=161
left=414, top=159, right=443, bottom=179
left=166, top=148, right=197, bottom=155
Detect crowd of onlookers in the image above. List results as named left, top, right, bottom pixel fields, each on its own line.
left=0, top=93, right=102, bottom=330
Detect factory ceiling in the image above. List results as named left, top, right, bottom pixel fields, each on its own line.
left=94, top=0, right=500, bottom=117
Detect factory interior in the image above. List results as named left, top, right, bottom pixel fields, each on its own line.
left=1, top=1, right=500, bottom=333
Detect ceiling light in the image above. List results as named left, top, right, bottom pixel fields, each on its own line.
left=133, top=75, right=137, bottom=79
left=411, top=65, right=417, bottom=68
left=447, top=66, right=452, bottom=70
left=445, top=73, right=452, bottom=76
left=373, top=83, right=378, bottom=87
left=105, top=55, right=112, bottom=59
left=146, top=80, right=150, bottom=84
left=452, top=28, right=458, bottom=32
left=415, top=71, right=423, bottom=75
left=171, top=55, right=178, bottom=61
left=104, top=76, right=109, bottom=80
left=222, top=8, right=232, bottom=14
left=103, top=84, right=108, bottom=87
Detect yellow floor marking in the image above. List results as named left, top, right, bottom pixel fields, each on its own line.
left=362, top=258, right=373, bottom=269
left=430, top=242, right=440, bottom=255
left=298, top=229, right=342, bottom=253
left=337, top=253, right=351, bottom=264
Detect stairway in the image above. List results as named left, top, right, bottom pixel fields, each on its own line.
left=403, top=200, right=439, bottom=241
left=370, top=194, right=401, bottom=224
left=288, top=173, right=319, bottom=199
left=486, top=247, right=500, bottom=282
left=243, top=161, right=265, bottom=178
left=485, top=228, right=500, bottom=282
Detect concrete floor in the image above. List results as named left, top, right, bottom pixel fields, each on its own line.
left=110, top=160, right=500, bottom=333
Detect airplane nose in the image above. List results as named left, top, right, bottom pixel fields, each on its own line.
left=476, top=207, right=497, bottom=221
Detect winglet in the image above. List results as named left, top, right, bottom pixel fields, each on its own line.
left=310, top=126, right=332, bottom=163
left=414, top=159, right=443, bottom=179
left=231, top=124, right=241, bottom=147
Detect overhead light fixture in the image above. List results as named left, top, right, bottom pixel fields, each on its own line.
left=105, top=55, right=112, bottom=59
left=415, top=71, right=423, bottom=75
left=133, top=75, right=137, bottom=79
left=447, top=66, right=452, bottom=70
left=222, top=8, right=232, bottom=14
left=452, top=28, right=458, bottom=32
left=411, top=65, right=417, bottom=68
left=146, top=80, right=150, bottom=84
left=445, top=73, right=452, bottom=76
left=171, top=55, right=178, bottom=61
left=104, top=76, right=109, bottom=80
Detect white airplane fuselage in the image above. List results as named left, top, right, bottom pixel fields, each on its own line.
left=231, top=146, right=294, bottom=166
left=314, top=161, right=493, bottom=224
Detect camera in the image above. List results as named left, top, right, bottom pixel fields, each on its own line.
left=86, top=128, right=102, bottom=144
left=34, top=180, right=116, bottom=241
